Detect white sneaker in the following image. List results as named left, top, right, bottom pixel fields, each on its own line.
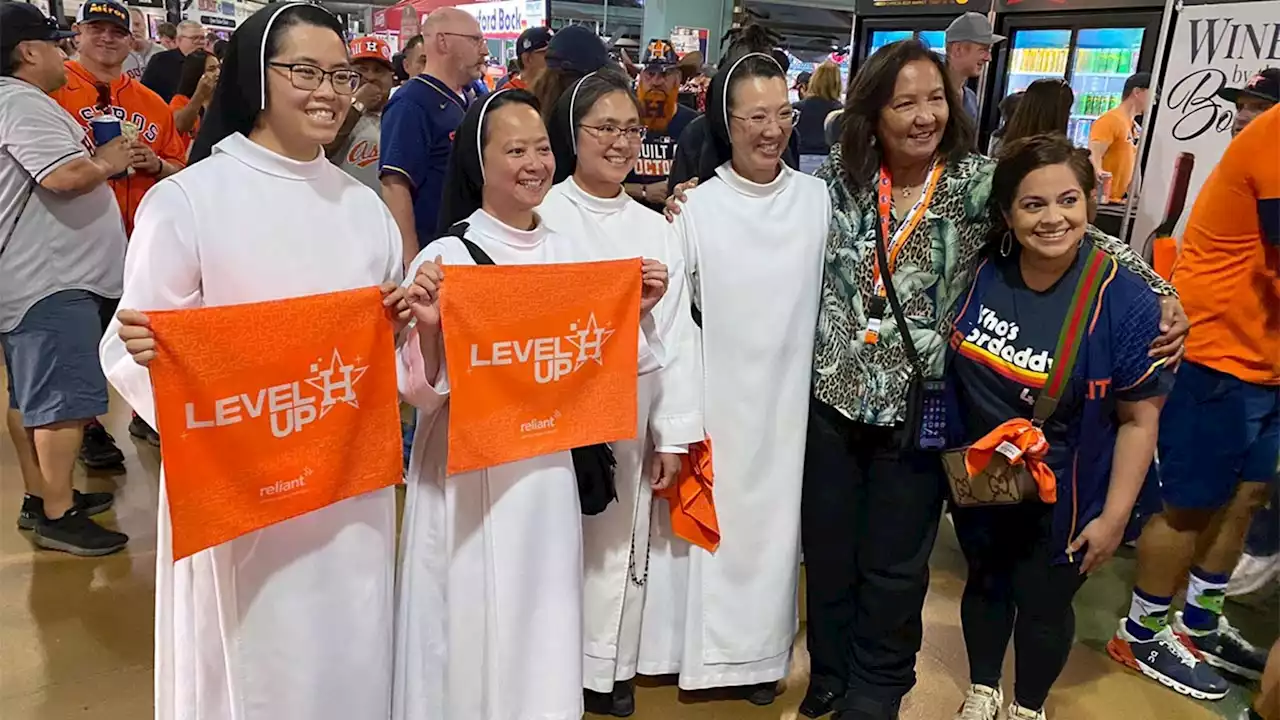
left=954, top=684, right=1002, bottom=720
left=1008, top=702, right=1048, bottom=720
left=1227, top=553, right=1280, bottom=597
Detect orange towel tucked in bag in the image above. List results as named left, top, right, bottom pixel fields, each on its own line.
left=657, top=437, right=719, bottom=553
left=964, top=418, right=1057, bottom=504
left=147, top=288, right=403, bottom=561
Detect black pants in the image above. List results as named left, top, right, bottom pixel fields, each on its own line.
left=951, top=501, right=1087, bottom=710
left=801, top=400, right=948, bottom=704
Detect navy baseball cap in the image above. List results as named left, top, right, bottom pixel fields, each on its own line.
left=517, top=26, right=552, bottom=57
left=77, top=0, right=131, bottom=31
left=1, top=2, right=77, bottom=52
left=545, top=25, right=610, bottom=74
left=641, top=38, right=678, bottom=71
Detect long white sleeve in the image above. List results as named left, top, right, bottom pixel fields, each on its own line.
left=648, top=222, right=704, bottom=450
left=99, top=181, right=204, bottom=429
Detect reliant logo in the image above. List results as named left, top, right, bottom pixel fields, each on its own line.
left=261, top=467, right=313, bottom=500
left=184, top=349, right=367, bottom=438
left=520, top=410, right=561, bottom=436
left=469, top=313, right=615, bottom=384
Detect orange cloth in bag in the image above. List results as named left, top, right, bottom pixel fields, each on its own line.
left=656, top=438, right=719, bottom=553
left=147, top=288, right=403, bottom=561
left=438, top=260, right=641, bottom=475
left=963, top=418, right=1058, bottom=504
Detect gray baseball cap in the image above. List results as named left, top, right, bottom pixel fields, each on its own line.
left=946, top=12, right=1005, bottom=46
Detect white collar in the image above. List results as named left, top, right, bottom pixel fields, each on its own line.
left=213, top=133, right=329, bottom=181
left=714, top=161, right=790, bottom=198
left=560, top=176, right=631, bottom=216
left=466, top=208, right=548, bottom=249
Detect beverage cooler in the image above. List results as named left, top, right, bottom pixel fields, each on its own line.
left=986, top=0, right=1163, bottom=149
left=853, top=0, right=993, bottom=68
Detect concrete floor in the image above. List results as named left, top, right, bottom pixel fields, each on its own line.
left=0, top=394, right=1273, bottom=719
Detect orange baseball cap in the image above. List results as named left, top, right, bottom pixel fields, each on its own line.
left=349, top=36, right=393, bottom=69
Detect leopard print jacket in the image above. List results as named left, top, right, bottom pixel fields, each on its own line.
left=812, top=144, right=1175, bottom=427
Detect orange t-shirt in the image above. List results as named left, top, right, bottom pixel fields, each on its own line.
left=50, top=61, right=187, bottom=235
left=169, top=94, right=200, bottom=157
left=1089, top=107, right=1137, bottom=202
left=1173, top=103, right=1280, bottom=385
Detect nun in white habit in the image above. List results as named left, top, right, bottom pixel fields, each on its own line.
left=100, top=4, right=404, bottom=719
left=394, top=88, right=670, bottom=720
left=538, top=70, right=704, bottom=715
left=635, top=53, right=830, bottom=703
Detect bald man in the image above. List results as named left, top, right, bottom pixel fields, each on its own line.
left=379, top=7, right=488, bottom=264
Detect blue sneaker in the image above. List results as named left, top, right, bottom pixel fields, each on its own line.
left=1107, top=620, right=1230, bottom=701
left=1174, top=611, right=1267, bottom=680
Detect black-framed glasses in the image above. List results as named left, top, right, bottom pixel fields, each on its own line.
left=439, top=31, right=486, bottom=46
left=730, top=108, right=799, bottom=129
left=580, top=123, right=647, bottom=143
left=268, top=62, right=360, bottom=95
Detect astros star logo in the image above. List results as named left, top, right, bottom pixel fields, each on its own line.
left=565, top=313, right=615, bottom=371
left=305, top=349, right=368, bottom=418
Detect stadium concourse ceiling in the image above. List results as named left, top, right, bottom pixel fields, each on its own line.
left=743, top=0, right=854, bottom=56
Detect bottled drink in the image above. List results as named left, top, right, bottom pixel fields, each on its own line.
left=1119, top=49, right=1132, bottom=73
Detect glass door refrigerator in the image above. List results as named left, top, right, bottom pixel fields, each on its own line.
left=853, top=0, right=992, bottom=69
left=986, top=0, right=1162, bottom=150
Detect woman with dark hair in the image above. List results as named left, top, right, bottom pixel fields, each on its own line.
left=795, top=39, right=1185, bottom=720
left=170, top=49, right=219, bottom=153
left=1000, top=79, right=1073, bottom=148
left=539, top=69, right=704, bottom=717
left=531, top=24, right=612, bottom=121
left=647, top=51, right=830, bottom=707
left=395, top=88, right=669, bottom=720
left=945, top=134, right=1171, bottom=720
left=987, top=90, right=1024, bottom=155
left=101, top=4, right=406, bottom=719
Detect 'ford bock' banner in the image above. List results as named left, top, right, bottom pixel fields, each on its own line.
left=456, top=0, right=547, bottom=41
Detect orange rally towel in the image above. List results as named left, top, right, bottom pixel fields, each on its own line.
left=147, top=287, right=402, bottom=561
left=438, top=259, right=641, bottom=475
left=657, top=438, right=719, bottom=553
left=963, top=418, right=1057, bottom=504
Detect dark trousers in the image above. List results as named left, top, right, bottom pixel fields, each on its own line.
left=801, top=400, right=948, bottom=704
left=951, top=502, right=1087, bottom=711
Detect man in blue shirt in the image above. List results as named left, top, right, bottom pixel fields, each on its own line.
left=380, top=7, right=487, bottom=266
left=625, top=39, right=699, bottom=212
left=944, top=12, right=1003, bottom=123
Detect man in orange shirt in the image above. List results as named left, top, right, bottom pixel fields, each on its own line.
left=51, top=0, right=184, bottom=456
left=1109, top=104, right=1280, bottom=699
left=1089, top=72, right=1149, bottom=203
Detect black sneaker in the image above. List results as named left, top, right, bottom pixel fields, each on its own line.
left=1175, top=611, right=1268, bottom=680
left=584, top=680, right=635, bottom=717
left=18, top=490, right=115, bottom=530
left=79, top=421, right=125, bottom=468
left=32, top=508, right=128, bottom=557
left=128, top=414, right=160, bottom=447
left=747, top=682, right=778, bottom=706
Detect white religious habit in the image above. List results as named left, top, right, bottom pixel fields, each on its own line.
left=636, top=162, right=828, bottom=689
left=394, top=208, right=666, bottom=720
left=99, top=133, right=403, bottom=720
left=540, top=177, right=705, bottom=692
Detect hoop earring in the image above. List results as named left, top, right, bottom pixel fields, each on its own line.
left=1000, top=231, right=1013, bottom=257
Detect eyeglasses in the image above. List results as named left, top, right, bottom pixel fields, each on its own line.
left=268, top=62, right=360, bottom=95
left=439, top=31, right=486, bottom=46
left=580, top=123, right=647, bottom=143
left=730, top=108, right=799, bottom=129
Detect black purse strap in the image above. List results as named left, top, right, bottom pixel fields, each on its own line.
left=873, top=215, right=926, bottom=379
left=441, top=222, right=493, bottom=266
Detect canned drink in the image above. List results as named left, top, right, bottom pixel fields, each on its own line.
left=90, top=115, right=122, bottom=147
left=1098, top=171, right=1113, bottom=203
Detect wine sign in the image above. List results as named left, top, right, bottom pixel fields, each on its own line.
left=1131, top=0, right=1280, bottom=247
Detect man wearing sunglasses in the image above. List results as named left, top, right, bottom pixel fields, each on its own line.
left=50, top=0, right=186, bottom=455
left=0, top=2, right=133, bottom=556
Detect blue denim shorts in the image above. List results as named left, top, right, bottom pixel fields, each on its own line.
left=1, top=290, right=110, bottom=427
left=1157, top=361, right=1280, bottom=510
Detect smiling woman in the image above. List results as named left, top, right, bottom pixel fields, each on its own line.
left=98, top=4, right=407, bottom=720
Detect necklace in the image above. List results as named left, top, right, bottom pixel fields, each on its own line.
left=898, top=183, right=920, bottom=200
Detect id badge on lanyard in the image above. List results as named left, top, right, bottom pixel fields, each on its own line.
left=864, top=161, right=943, bottom=344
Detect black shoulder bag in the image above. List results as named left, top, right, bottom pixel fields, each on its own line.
left=873, top=219, right=948, bottom=452
left=442, top=223, right=619, bottom=516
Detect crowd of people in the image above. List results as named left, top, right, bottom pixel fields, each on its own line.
left=0, top=2, right=1276, bottom=720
